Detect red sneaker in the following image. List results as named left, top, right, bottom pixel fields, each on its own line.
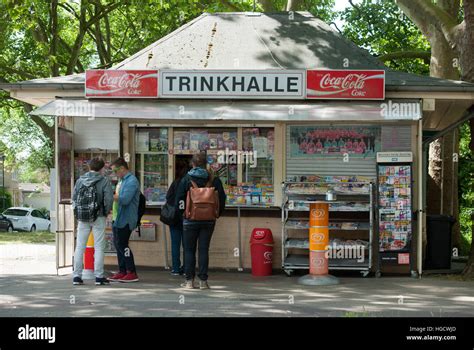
left=118, top=272, right=139, bottom=283
left=109, top=272, right=127, bottom=282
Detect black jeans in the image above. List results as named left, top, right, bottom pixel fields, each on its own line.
left=113, top=224, right=136, bottom=273
left=183, top=221, right=215, bottom=281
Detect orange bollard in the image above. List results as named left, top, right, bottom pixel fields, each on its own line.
left=298, top=201, right=339, bottom=286
left=83, top=232, right=95, bottom=279
left=309, top=227, right=329, bottom=252
left=309, top=250, right=329, bottom=275
left=309, top=203, right=329, bottom=227
left=309, top=203, right=329, bottom=275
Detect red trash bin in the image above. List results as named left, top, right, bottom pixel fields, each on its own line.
left=250, top=228, right=273, bottom=276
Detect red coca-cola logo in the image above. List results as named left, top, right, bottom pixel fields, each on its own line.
left=319, top=73, right=366, bottom=91
left=86, top=70, right=158, bottom=98
left=97, top=72, right=143, bottom=90
left=307, top=70, right=385, bottom=100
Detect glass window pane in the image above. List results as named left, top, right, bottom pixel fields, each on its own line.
left=142, top=154, right=168, bottom=204
left=208, top=155, right=237, bottom=187
left=136, top=128, right=168, bottom=153
left=173, top=128, right=237, bottom=152
left=4, top=209, right=28, bottom=216
left=135, top=128, right=169, bottom=205
left=235, top=127, right=275, bottom=206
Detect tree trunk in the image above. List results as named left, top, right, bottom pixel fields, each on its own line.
left=427, top=139, right=442, bottom=215
left=258, top=0, right=276, bottom=12
left=49, top=0, right=59, bottom=76
left=66, top=1, right=87, bottom=75
left=286, top=0, right=304, bottom=11
left=425, top=32, right=460, bottom=259
left=446, top=130, right=461, bottom=248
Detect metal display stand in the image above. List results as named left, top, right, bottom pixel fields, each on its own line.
left=161, top=222, right=170, bottom=270
left=281, top=181, right=375, bottom=277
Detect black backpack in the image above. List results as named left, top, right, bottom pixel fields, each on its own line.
left=136, top=192, right=146, bottom=236
left=160, top=179, right=180, bottom=226
left=74, top=182, right=100, bottom=222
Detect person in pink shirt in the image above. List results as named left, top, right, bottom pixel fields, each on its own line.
left=345, top=139, right=353, bottom=150
left=315, top=139, right=323, bottom=152
left=351, top=139, right=359, bottom=151
left=358, top=138, right=367, bottom=152
left=354, top=140, right=364, bottom=154
left=306, top=140, right=316, bottom=154
left=300, top=139, right=307, bottom=152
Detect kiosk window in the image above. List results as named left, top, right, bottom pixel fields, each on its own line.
left=173, top=128, right=238, bottom=189
left=171, top=127, right=276, bottom=207
left=232, top=127, right=274, bottom=206
left=135, top=128, right=168, bottom=205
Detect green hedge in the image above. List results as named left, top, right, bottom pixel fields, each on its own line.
left=0, top=188, right=12, bottom=213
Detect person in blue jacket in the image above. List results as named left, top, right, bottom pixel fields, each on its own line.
left=175, top=152, right=226, bottom=290
left=108, top=157, right=140, bottom=283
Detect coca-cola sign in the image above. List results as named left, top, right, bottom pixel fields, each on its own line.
left=86, top=70, right=158, bottom=98
left=306, top=70, right=385, bottom=100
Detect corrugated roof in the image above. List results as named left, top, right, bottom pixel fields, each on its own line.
left=2, top=12, right=474, bottom=92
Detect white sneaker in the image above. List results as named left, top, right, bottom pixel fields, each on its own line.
left=180, top=280, right=195, bottom=289
left=199, top=280, right=210, bottom=290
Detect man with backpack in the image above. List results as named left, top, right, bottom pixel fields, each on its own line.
left=72, top=158, right=114, bottom=286
left=108, top=157, right=141, bottom=283
left=175, top=152, right=226, bottom=290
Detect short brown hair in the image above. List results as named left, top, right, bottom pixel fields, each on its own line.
left=89, top=158, right=105, bottom=172
left=111, top=157, right=129, bottom=169
left=191, top=152, right=207, bottom=168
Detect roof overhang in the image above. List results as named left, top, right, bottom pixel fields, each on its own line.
left=29, top=98, right=422, bottom=122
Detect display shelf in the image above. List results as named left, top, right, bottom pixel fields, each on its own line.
left=287, top=202, right=371, bottom=212
left=285, top=238, right=309, bottom=249
left=283, top=254, right=309, bottom=268
left=329, top=258, right=369, bottom=269
left=283, top=254, right=370, bottom=269
left=285, top=238, right=370, bottom=250
left=376, top=162, right=414, bottom=276
left=285, top=219, right=370, bottom=230
left=226, top=204, right=278, bottom=209
left=282, top=180, right=374, bottom=276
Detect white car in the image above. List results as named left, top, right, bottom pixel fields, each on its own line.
left=2, top=207, right=51, bottom=232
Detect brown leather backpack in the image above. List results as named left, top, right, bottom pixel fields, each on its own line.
left=184, top=178, right=220, bottom=221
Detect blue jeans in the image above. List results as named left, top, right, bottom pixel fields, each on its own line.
left=112, top=224, right=136, bottom=273
left=183, top=221, right=215, bottom=281
left=73, top=216, right=106, bottom=278
left=169, top=225, right=184, bottom=273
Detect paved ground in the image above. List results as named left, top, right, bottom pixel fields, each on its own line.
left=0, top=268, right=473, bottom=317
left=1, top=243, right=472, bottom=317
left=0, top=243, right=56, bottom=275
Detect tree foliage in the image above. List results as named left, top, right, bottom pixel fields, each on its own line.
left=340, top=0, right=430, bottom=75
